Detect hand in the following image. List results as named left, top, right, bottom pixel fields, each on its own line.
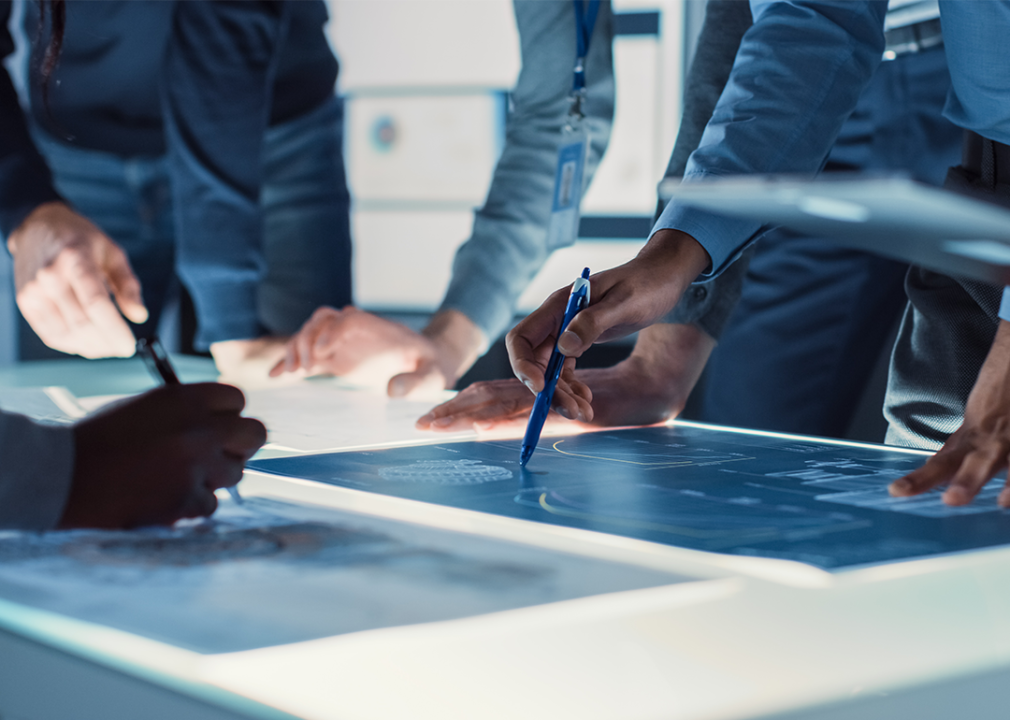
left=418, top=323, right=715, bottom=432
left=211, top=336, right=289, bottom=382
left=507, top=229, right=710, bottom=393
left=890, top=320, right=1010, bottom=506
left=60, top=383, right=267, bottom=529
left=8, top=201, right=148, bottom=358
left=416, top=360, right=592, bottom=433
left=270, top=307, right=487, bottom=397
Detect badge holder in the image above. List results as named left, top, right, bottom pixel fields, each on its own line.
left=546, top=78, right=591, bottom=251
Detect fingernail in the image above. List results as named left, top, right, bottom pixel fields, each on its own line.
left=522, top=378, right=536, bottom=394
left=943, top=486, right=969, bottom=505
left=558, top=331, right=581, bottom=355
left=389, top=378, right=406, bottom=397
left=889, top=479, right=910, bottom=495
left=434, top=416, right=453, bottom=427
left=556, top=406, right=571, bottom=420
left=417, top=413, right=433, bottom=425
left=475, top=421, right=493, bottom=431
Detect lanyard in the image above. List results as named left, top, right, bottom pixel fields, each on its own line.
left=572, top=0, right=601, bottom=97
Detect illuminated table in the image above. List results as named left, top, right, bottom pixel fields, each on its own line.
left=1, top=359, right=1009, bottom=720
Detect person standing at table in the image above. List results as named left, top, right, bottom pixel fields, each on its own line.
left=507, top=0, right=1010, bottom=507
left=0, top=4, right=266, bottom=530
left=416, top=0, right=961, bottom=438
left=271, top=0, right=616, bottom=396
left=0, top=0, right=351, bottom=372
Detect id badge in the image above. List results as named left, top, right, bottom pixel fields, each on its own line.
left=546, top=126, right=589, bottom=251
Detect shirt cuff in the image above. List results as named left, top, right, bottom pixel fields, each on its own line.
left=999, top=287, right=1010, bottom=322
left=652, top=193, right=764, bottom=279
left=438, top=263, right=514, bottom=344
left=0, top=413, right=75, bottom=531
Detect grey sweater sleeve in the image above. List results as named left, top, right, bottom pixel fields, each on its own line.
left=437, top=0, right=615, bottom=343
left=0, top=411, right=74, bottom=530
left=662, top=0, right=754, bottom=340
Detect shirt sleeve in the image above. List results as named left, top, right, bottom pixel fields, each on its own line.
left=160, top=1, right=286, bottom=348
left=660, top=0, right=753, bottom=338
left=0, top=410, right=74, bottom=530
left=437, top=0, right=616, bottom=343
left=0, top=0, right=62, bottom=239
left=653, top=0, right=889, bottom=279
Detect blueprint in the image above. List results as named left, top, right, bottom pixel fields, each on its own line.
left=0, top=497, right=685, bottom=654
left=248, top=424, right=1010, bottom=570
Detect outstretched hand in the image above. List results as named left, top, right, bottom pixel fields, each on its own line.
left=270, top=307, right=485, bottom=398
left=890, top=320, right=1010, bottom=507
left=419, top=323, right=716, bottom=433
left=9, top=201, right=148, bottom=358
left=506, top=230, right=710, bottom=393
left=60, top=383, right=266, bottom=529
left=416, top=360, right=592, bottom=433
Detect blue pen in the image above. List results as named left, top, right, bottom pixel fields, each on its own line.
left=136, top=337, right=244, bottom=505
left=520, top=267, right=591, bottom=467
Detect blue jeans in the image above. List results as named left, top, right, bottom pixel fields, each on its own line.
left=700, top=45, right=963, bottom=438
left=22, top=95, right=352, bottom=359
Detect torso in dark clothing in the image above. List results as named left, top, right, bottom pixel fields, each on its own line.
left=20, top=0, right=337, bottom=157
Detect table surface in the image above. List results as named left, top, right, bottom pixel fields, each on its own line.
left=1, top=357, right=1010, bottom=720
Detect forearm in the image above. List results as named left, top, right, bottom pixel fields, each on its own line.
left=438, top=0, right=615, bottom=342
left=655, top=0, right=888, bottom=277
left=0, top=11, right=62, bottom=239
left=0, top=411, right=74, bottom=530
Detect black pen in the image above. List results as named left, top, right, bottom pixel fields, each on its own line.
left=136, top=337, right=244, bottom=505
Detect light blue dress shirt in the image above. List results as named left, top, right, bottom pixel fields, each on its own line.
left=653, top=0, right=1010, bottom=318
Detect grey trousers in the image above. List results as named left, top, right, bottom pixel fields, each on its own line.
left=884, top=269, right=1000, bottom=449
left=884, top=141, right=1010, bottom=449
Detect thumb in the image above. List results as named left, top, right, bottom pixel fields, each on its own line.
left=103, top=242, right=148, bottom=324
left=388, top=361, right=447, bottom=398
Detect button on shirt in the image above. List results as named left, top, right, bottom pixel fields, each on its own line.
left=652, top=0, right=1010, bottom=319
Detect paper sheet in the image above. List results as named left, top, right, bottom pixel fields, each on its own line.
left=78, top=379, right=476, bottom=452
left=0, top=495, right=688, bottom=654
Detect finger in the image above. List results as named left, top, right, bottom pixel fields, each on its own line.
left=178, top=485, right=220, bottom=520
left=218, top=416, right=268, bottom=458
left=889, top=450, right=962, bottom=497
left=61, top=251, right=136, bottom=357
left=36, top=267, right=92, bottom=329
left=103, top=242, right=148, bottom=324
left=556, top=375, right=594, bottom=423
left=184, top=382, right=248, bottom=414
left=17, top=288, right=74, bottom=350
left=296, top=310, right=340, bottom=371
left=507, top=289, right=570, bottom=391
left=268, top=354, right=287, bottom=377
left=558, top=295, right=639, bottom=356
left=943, top=446, right=1005, bottom=506
left=998, top=469, right=1010, bottom=508
left=388, top=362, right=443, bottom=398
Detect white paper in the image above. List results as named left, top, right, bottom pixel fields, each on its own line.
left=239, top=379, right=476, bottom=452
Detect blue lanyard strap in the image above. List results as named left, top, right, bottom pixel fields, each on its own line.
left=572, top=0, right=600, bottom=93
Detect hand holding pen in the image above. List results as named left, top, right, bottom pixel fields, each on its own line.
left=519, top=268, right=591, bottom=467
left=137, top=337, right=246, bottom=505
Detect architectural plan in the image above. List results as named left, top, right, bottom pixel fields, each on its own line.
left=0, top=496, right=684, bottom=654
left=248, top=424, right=1010, bottom=570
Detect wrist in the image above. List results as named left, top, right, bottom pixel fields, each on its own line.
left=7, top=201, right=69, bottom=256
left=639, top=228, right=712, bottom=286
left=422, top=309, right=488, bottom=386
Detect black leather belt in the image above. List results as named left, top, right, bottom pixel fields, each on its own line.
left=963, top=132, right=1010, bottom=189
left=883, top=17, right=943, bottom=60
